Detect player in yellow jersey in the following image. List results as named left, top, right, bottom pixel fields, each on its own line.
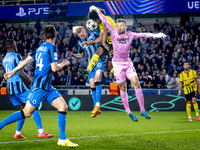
left=80, top=7, right=116, bottom=76
left=178, top=62, right=200, bottom=121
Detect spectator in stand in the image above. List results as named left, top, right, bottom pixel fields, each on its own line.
left=137, top=23, right=145, bottom=32
left=154, top=19, right=159, bottom=29
left=66, top=70, right=72, bottom=86
left=175, top=74, right=180, bottom=89
left=181, top=29, right=190, bottom=42
left=63, top=33, right=70, bottom=48
left=108, top=73, right=113, bottom=84
left=138, top=75, right=144, bottom=88
left=65, top=26, right=72, bottom=38
left=157, top=75, right=165, bottom=88
left=151, top=75, right=157, bottom=88
left=166, top=74, right=175, bottom=89
left=59, top=23, right=67, bottom=38
left=168, top=59, right=176, bottom=74
left=162, top=19, right=169, bottom=29
left=60, top=70, right=67, bottom=85
left=133, top=19, right=137, bottom=30
left=71, top=75, right=80, bottom=86
left=143, top=74, right=151, bottom=88
left=56, top=71, right=62, bottom=85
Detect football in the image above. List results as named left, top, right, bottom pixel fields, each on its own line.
left=86, top=19, right=98, bottom=31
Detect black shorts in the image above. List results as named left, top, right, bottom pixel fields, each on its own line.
left=100, top=42, right=113, bottom=61
left=185, top=91, right=197, bottom=102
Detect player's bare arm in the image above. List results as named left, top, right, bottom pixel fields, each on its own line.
left=102, top=26, right=109, bottom=50
left=4, top=56, right=34, bottom=80
left=68, top=51, right=84, bottom=59
left=178, top=81, right=183, bottom=97
left=51, top=59, right=70, bottom=72
left=84, top=32, right=103, bottom=46
left=195, top=78, right=200, bottom=93
left=19, top=69, right=32, bottom=83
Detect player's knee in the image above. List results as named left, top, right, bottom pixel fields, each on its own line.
left=119, top=83, right=127, bottom=92
left=192, top=98, right=197, bottom=104
left=23, top=110, right=32, bottom=118
left=132, top=80, right=140, bottom=89
left=97, top=47, right=104, bottom=56
left=59, top=104, right=68, bottom=112
left=120, top=87, right=127, bottom=92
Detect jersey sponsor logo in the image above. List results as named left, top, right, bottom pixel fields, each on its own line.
left=117, top=38, right=129, bottom=44
left=89, top=36, right=93, bottom=40
left=54, top=53, right=58, bottom=60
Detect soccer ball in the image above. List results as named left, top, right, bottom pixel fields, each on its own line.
left=86, top=19, right=98, bottom=31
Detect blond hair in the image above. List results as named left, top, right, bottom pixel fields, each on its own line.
left=72, top=26, right=85, bottom=35
left=117, top=18, right=126, bottom=24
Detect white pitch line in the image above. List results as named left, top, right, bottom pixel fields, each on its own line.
left=0, top=129, right=199, bottom=145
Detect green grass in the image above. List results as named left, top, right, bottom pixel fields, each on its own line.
left=0, top=111, right=200, bottom=150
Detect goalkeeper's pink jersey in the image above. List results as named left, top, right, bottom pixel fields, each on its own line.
left=99, top=12, right=155, bottom=62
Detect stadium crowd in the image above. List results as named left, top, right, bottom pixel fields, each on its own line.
left=0, top=15, right=200, bottom=89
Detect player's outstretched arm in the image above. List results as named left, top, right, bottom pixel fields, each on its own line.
left=84, top=33, right=103, bottom=46
left=51, top=59, right=70, bottom=72
left=4, top=56, right=34, bottom=80
left=68, top=51, right=83, bottom=59
left=90, top=6, right=116, bottom=34
left=131, top=32, right=166, bottom=39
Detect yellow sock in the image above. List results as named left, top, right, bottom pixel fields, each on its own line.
left=193, top=102, right=199, bottom=116
left=186, top=104, right=191, bottom=118
left=87, top=54, right=99, bottom=72
left=110, top=68, right=114, bottom=74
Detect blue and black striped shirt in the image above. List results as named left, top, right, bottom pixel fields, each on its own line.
left=30, top=42, right=58, bottom=91
left=77, top=32, right=106, bottom=63
left=2, top=53, right=27, bottom=95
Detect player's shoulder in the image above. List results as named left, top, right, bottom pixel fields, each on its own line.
left=191, top=69, right=197, bottom=74
left=5, top=52, right=18, bottom=59
left=38, top=42, right=56, bottom=52
left=180, top=71, right=184, bottom=76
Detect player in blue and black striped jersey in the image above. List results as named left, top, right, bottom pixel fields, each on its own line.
left=69, top=26, right=106, bottom=118
left=2, top=39, right=53, bottom=139
left=1, top=26, right=78, bottom=148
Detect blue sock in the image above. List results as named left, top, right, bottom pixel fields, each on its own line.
left=0, top=111, right=24, bottom=130
left=16, top=119, right=25, bottom=132
left=91, top=88, right=96, bottom=105
left=58, top=112, right=67, bottom=140
left=95, top=82, right=102, bottom=104
left=32, top=110, right=43, bottom=130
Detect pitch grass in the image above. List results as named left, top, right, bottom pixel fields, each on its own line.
left=0, top=111, right=200, bottom=150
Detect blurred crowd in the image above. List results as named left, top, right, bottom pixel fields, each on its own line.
left=0, top=15, right=200, bottom=89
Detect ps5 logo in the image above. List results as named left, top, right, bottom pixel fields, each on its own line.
left=16, top=7, right=49, bottom=17
left=16, top=7, right=26, bottom=17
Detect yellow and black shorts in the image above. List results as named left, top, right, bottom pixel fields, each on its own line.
left=100, top=42, right=113, bottom=61
left=185, top=91, right=197, bottom=101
